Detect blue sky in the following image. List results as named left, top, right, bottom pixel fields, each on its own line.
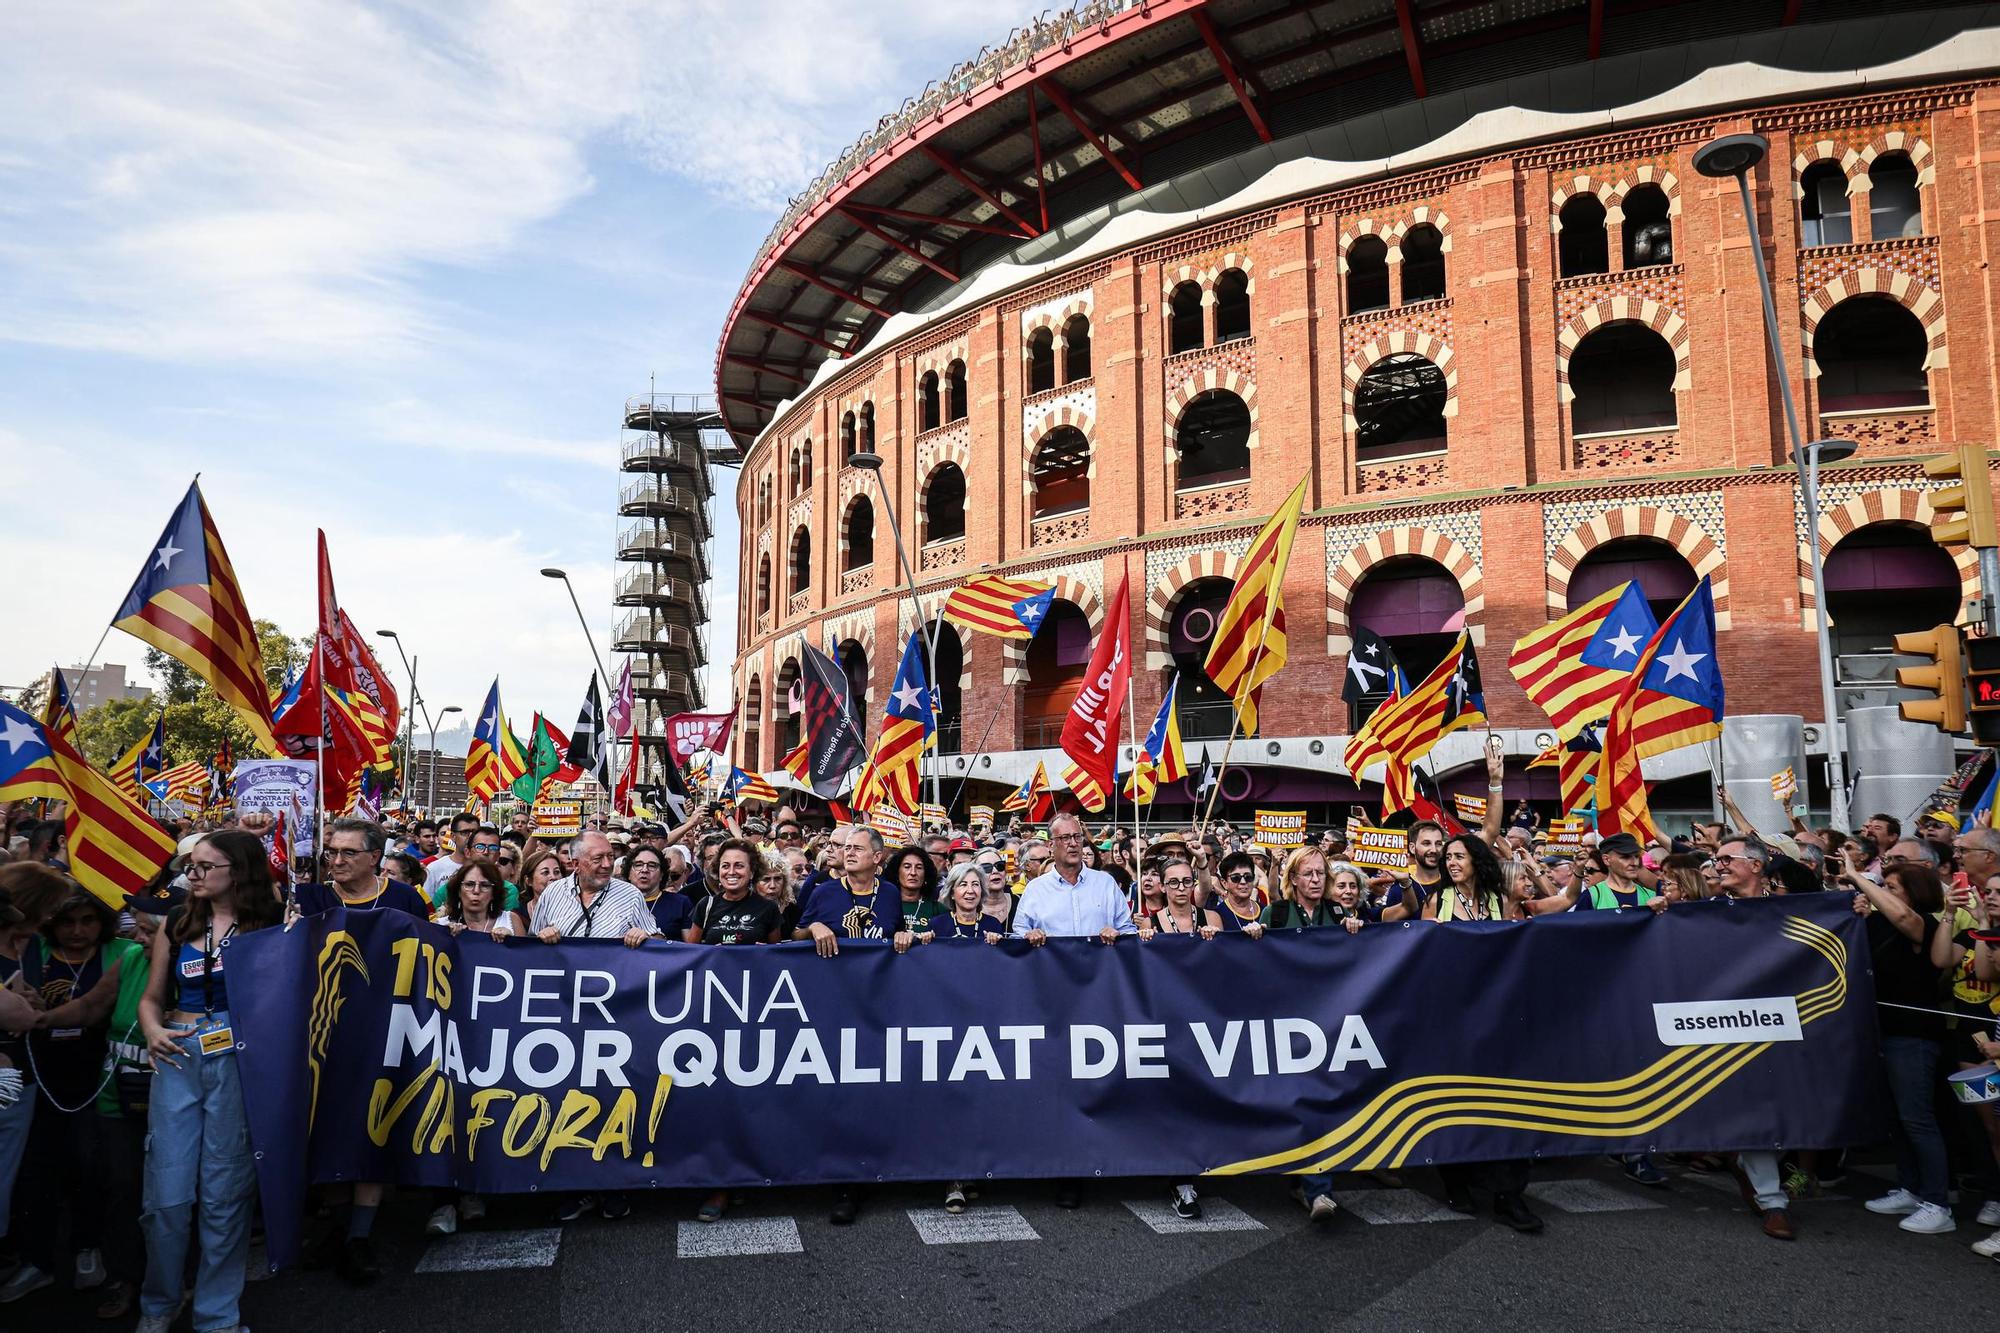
left=0, top=0, right=1035, bottom=750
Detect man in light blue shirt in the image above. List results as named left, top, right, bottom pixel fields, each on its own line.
left=1014, top=813, right=1135, bottom=945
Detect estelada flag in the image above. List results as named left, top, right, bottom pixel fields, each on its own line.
left=941, top=575, right=1056, bottom=640
left=1059, top=573, right=1131, bottom=812
left=113, top=482, right=276, bottom=755
left=0, top=700, right=175, bottom=907
left=1507, top=581, right=1657, bottom=742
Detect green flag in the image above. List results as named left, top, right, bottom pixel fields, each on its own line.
left=510, top=713, right=562, bottom=803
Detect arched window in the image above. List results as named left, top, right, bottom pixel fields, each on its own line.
left=1569, top=323, right=1678, bottom=434
left=837, top=641, right=870, bottom=721
left=1022, top=601, right=1090, bottom=747
left=1401, top=225, right=1446, bottom=302
left=1175, top=391, right=1252, bottom=488
left=843, top=496, right=874, bottom=573
left=1214, top=268, right=1250, bottom=342
left=1567, top=537, right=1697, bottom=624
left=1558, top=195, right=1609, bottom=277
left=946, top=359, right=968, bottom=423
left=756, top=553, right=772, bottom=617
left=1169, top=281, right=1204, bottom=353
left=774, top=658, right=801, bottom=753
left=1349, top=557, right=1466, bottom=729
left=840, top=411, right=856, bottom=460
left=1354, top=355, right=1447, bottom=461
left=919, top=371, right=941, bottom=431
left=1027, top=328, right=1055, bottom=394
left=1347, top=235, right=1390, bottom=313
left=1815, top=296, right=1929, bottom=412
left=1064, top=315, right=1092, bottom=382
left=1825, top=524, right=1962, bottom=661
left=799, top=442, right=813, bottom=489
left=1167, top=578, right=1238, bottom=741
left=788, top=449, right=799, bottom=495
left=790, top=526, right=812, bottom=594
left=932, top=626, right=964, bottom=753
left=1800, top=161, right=1852, bottom=247
left=743, top=675, right=763, bottom=770
left=1031, top=427, right=1090, bottom=517
left=924, top=463, right=966, bottom=543
left=1869, top=152, right=1922, bottom=240
left=860, top=401, right=876, bottom=452
left=1622, top=185, right=1672, bottom=268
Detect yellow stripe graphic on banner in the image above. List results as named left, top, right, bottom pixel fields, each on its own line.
left=1210, top=912, right=1849, bottom=1177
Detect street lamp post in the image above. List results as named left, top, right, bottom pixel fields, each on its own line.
left=848, top=450, right=942, bottom=812
left=428, top=705, right=462, bottom=810
left=375, top=629, right=424, bottom=811
left=1694, top=132, right=1854, bottom=830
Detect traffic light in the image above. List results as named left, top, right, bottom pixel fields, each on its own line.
left=1896, top=623, right=1967, bottom=733
left=1969, top=636, right=2000, bottom=742
left=1921, top=443, right=1998, bottom=548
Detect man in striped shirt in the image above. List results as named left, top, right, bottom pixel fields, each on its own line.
left=529, top=832, right=656, bottom=947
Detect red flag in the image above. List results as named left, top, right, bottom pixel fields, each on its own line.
left=541, top=717, right=583, bottom=783
left=613, top=709, right=638, bottom=815
left=316, top=530, right=356, bottom=696
left=339, top=609, right=399, bottom=740
left=1058, top=573, right=1131, bottom=812
left=264, top=810, right=290, bottom=887
left=664, top=709, right=736, bottom=768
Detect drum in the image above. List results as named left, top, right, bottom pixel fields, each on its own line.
left=1948, top=1062, right=2000, bottom=1106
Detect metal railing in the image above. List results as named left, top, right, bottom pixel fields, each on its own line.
left=620, top=435, right=708, bottom=472
left=744, top=1, right=1145, bottom=277
left=612, top=529, right=705, bottom=573
left=1176, top=698, right=1238, bottom=742
left=618, top=480, right=704, bottom=512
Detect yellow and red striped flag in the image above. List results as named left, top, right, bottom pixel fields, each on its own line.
left=1203, top=475, right=1308, bottom=736
left=148, top=761, right=209, bottom=806
left=999, top=760, right=1051, bottom=817
left=1597, top=580, right=1723, bottom=838
left=1507, top=581, right=1657, bottom=742
left=0, top=700, right=176, bottom=907
left=112, top=482, right=276, bottom=756
left=466, top=680, right=506, bottom=803
left=941, top=575, right=1057, bottom=640
left=41, top=670, right=81, bottom=754
left=108, top=715, right=167, bottom=802
left=1354, top=634, right=1485, bottom=818
left=778, top=731, right=812, bottom=786
left=857, top=635, right=934, bottom=816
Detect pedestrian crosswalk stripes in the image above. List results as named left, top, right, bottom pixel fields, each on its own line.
left=676, top=1216, right=805, bottom=1259
left=1527, top=1180, right=1668, bottom=1214
left=908, top=1205, right=1040, bottom=1245
left=1122, top=1197, right=1267, bottom=1235
left=413, top=1228, right=563, bottom=1273
left=1332, top=1189, right=1471, bottom=1225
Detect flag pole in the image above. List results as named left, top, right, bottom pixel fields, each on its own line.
left=313, top=625, right=326, bottom=864
left=1198, top=627, right=1273, bottom=839
left=1125, top=554, right=1141, bottom=857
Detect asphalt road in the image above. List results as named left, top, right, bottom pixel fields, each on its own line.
left=19, top=1155, right=1998, bottom=1332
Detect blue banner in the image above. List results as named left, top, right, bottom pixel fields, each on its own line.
left=233, top=896, right=1887, bottom=1265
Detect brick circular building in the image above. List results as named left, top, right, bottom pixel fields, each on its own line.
left=718, top=1, right=2000, bottom=822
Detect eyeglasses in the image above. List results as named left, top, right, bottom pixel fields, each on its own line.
left=470, top=844, right=502, bottom=855
left=184, top=861, right=230, bottom=879
left=1163, top=876, right=1196, bottom=889
left=1050, top=832, right=1084, bottom=843
left=324, top=848, right=373, bottom=861
left=1712, top=853, right=1754, bottom=866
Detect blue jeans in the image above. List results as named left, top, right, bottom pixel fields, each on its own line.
left=1299, top=1171, right=1334, bottom=1202
left=0, top=1089, right=32, bottom=1233
left=1738, top=1151, right=1789, bottom=1211
left=1881, top=1034, right=1949, bottom=1206
left=141, top=1019, right=254, bottom=1330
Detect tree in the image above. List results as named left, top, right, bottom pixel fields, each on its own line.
left=76, top=696, right=157, bottom=770
left=144, top=619, right=307, bottom=764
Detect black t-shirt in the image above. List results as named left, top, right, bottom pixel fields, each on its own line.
left=648, top=890, right=695, bottom=939
left=1215, top=899, right=1264, bottom=933
left=22, top=942, right=110, bottom=1104
left=694, top=893, right=780, bottom=946
left=1867, top=912, right=1944, bottom=1040
left=293, top=879, right=432, bottom=919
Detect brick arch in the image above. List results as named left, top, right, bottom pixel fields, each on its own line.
left=742, top=672, right=764, bottom=767
left=1801, top=270, right=1948, bottom=375
left=787, top=523, right=813, bottom=593
left=837, top=491, right=874, bottom=565
left=1020, top=292, right=1095, bottom=350
left=1605, top=167, right=1683, bottom=222
left=1550, top=175, right=1616, bottom=231
left=1546, top=506, right=1730, bottom=627
left=1341, top=334, right=1459, bottom=433
left=1023, top=406, right=1098, bottom=499
left=1554, top=297, right=1691, bottom=401
left=1792, top=139, right=1867, bottom=198
left=1325, top=528, right=1485, bottom=656
left=1340, top=205, right=1454, bottom=269
left=999, top=573, right=1105, bottom=685
left=1160, top=250, right=1255, bottom=302
left=1796, top=490, right=1979, bottom=630
left=1161, top=373, right=1259, bottom=464
left=1145, top=550, right=1241, bottom=670
left=825, top=607, right=877, bottom=665
left=1856, top=130, right=1936, bottom=189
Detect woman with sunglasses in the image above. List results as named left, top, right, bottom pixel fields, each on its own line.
left=1136, top=860, right=1220, bottom=940
left=135, top=829, right=283, bottom=1333
left=625, top=846, right=693, bottom=940
left=978, top=862, right=1017, bottom=934
left=1211, top=851, right=1266, bottom=937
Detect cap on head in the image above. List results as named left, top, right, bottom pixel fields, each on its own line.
left=1597, top=832, right=1644, bottom=858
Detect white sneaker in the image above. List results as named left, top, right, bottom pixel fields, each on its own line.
left=425, top=1203, right=458, bottom=1236
left=1308, top=1194, right=1339, bottom=1223
left=1971, top=1228, right=2000, bottom=1258
left=1899, top=1202, right=1957, bottom=1234
left=1978, top=1200, right=2000, bottom=1228
left=73, top=1247, right=105, bottom=1290
left=459, top=1194, right=487, bottom=1224
left=1864, top=1188, right=1921, bottom=1216
left=0, top=1263, right=52, bottom=1302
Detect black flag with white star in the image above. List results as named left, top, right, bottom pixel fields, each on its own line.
left=1342, top=627, right=1403, bottom=704
left=567, top=675, right=611, bottom=787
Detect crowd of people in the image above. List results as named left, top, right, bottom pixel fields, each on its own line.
left=0, top=772, right=1995, bottom=1329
